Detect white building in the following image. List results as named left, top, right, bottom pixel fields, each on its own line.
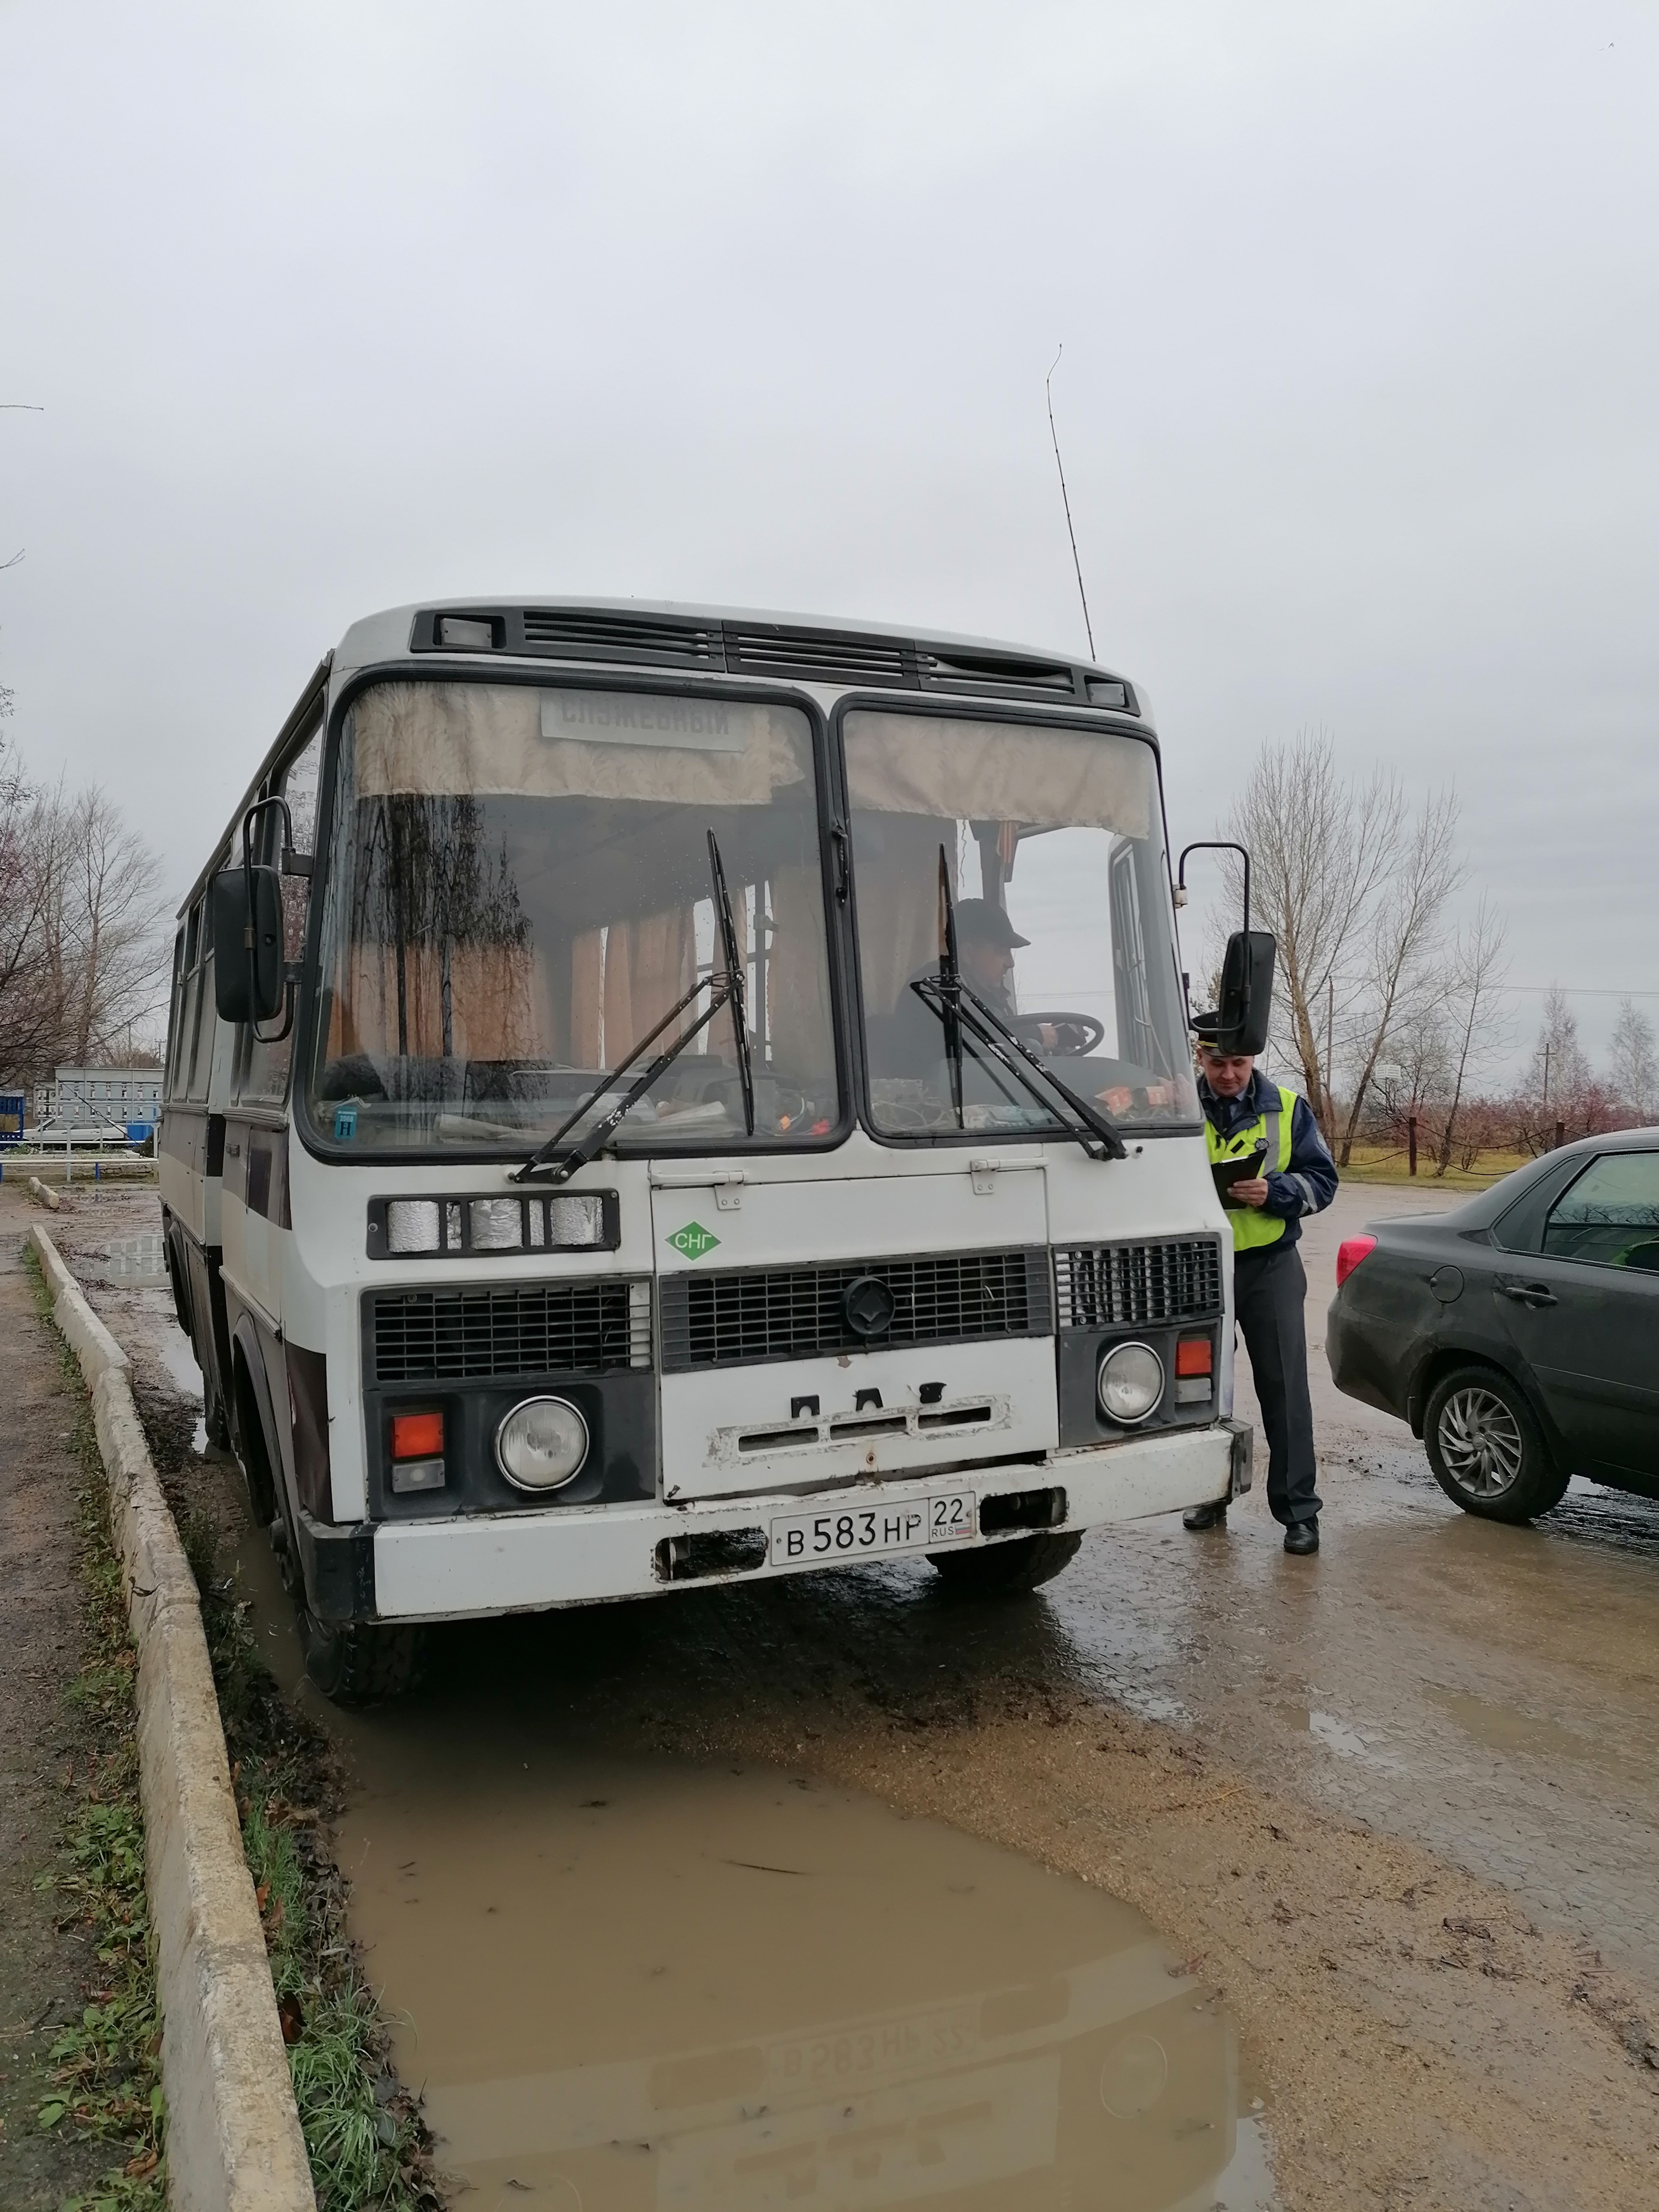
left=34, top=1066, right=165, bottom=1131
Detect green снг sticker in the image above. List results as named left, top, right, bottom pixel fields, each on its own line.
left=666, top=1220, right=720, bottom=1259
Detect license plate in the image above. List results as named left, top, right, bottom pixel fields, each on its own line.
left=770, top=1491, right=975, bottom=1566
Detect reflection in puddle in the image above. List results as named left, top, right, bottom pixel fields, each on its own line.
left=340, top=1752, right=1274, bottom=2210
left=98, top=1230, right=167, bottom=1282
left=1276, top=1705, right=1381, bottom=1764
left=1427, top=1687, right=1593, bottom=1762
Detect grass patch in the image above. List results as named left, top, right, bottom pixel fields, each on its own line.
left=1338, top=1144, right=1531, bottom=1191
left=181, top=1493, right=442, bottom=2209
left=29, top=1245, right=441, bottom=2211
left=25, top=1244, right=164, bottom=2212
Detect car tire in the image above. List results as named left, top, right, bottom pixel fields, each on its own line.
left=927, top=1531, right=1082, bottom=1594
left=1422, top=1365, right=1569, bottom=1524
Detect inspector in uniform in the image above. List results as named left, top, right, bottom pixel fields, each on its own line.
left=1185, top=1050, right=1338, bottom=1553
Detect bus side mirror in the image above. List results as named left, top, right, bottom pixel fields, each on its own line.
left=212, top=865, right=285, bottom=1024
left=1213, top=930, right=1276, bottom=1056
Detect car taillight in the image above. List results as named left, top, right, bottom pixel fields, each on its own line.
left=1335, top=1236, right=1377, bottom=1288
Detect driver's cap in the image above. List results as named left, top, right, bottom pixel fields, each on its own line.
left=954, top=898, right=1029, bottom=949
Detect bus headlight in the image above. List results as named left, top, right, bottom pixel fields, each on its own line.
left=1097, top=1342, right=1164, bottom=1425
left=495, top=1396, right=589, bottom=1490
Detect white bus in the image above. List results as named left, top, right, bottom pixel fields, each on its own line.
left=160, top=601, right=1266, bottom=1702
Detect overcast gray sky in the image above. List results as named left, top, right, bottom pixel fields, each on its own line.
left=3, top=0, right=1655, bottom=1077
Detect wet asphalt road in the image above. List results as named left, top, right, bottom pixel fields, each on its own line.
left=59, top=1181, right=1659, bottom=1994
left=1064, top=1182, right=1659, bottom=1983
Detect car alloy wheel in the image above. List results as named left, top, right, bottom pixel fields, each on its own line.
left=1435, top=1385, right=1525, bottom=1498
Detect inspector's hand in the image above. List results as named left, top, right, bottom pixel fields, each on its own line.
left=1232, top=1177, right=1270, bottom=1208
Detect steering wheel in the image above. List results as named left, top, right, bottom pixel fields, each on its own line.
left=1015, top=1011, right=1105, bottom=1056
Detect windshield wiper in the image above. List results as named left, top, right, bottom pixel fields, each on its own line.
left=707, top=828, right=756, bottom=1140
left=513, top=830, right=756, bottom=1186
left=908, top=847, right=1128, bottom=1163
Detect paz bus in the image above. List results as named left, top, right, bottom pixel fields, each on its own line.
left=160, top=601, right=1267, bottom=1702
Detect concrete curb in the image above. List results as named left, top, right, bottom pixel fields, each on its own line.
left=30, top=1225, right=316, bottom=2212
left=27, top=1173, right=61, bottom=1211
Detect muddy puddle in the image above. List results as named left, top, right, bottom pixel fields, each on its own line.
left=221, top=1524, right=1272, bottom=2209
left=338, top=1743, right=1271, bottom=2211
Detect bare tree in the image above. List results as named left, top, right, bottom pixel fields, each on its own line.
left=1527, top=985, right=1588, bottom=1111
left=1333, top=786, right=1463, bottom=1165
left=0, top=750, right=169, bottom=1088
left=1434, top=896, right=1510, bottom=1174
left=1512, top=987, right=1621, bottom=1151
left=1608, top=997, right=1657, bottom=1124
left=1217, top=731, right=1405, bottom=1139
left=54, top=786, right=168, bottom=1060
left=0, top=740, right=66, bottom=1079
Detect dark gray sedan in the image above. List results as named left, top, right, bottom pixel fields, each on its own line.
left=1327, top=1129, right=1659, bottom=1521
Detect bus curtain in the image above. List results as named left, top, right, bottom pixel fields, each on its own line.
left=842, top=711, right=1151, bottom=838
left=350, top=682, right=808, bottom=810
left=325, top=881, right=830, bottom=1078
left=327, top=912, right=697, bottom=1071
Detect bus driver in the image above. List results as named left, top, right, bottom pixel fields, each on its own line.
left=891, top=899, right=1090, bottom=1074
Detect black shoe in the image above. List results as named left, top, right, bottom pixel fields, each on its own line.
left=1183, top=1500, right=1229, bottom=1532
left=1283, top=1519, right=1319, bottom=1556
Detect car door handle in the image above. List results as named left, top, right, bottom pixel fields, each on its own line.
left=1498, top=1281, right=1557, bottom=1308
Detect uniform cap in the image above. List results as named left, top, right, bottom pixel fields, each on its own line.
left=954, top=898, right=1029, bottom=950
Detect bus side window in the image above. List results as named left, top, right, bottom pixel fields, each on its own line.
left=163, top=927, right=186, bottom=1099
left=1109, top=839, right=1158, bottom=1071
left=239, top=722, right=322, bottom=1106
left=186, top=944, right=216, bottom=1103
left=176, top=904, right=206, bottom=1101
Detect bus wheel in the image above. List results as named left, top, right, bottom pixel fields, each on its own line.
left=927, top=1532, right=1082, bottom=1595
left=202, top=1378, right=231, bottom=1452
left=299, top=1612, right=427, bottom=1707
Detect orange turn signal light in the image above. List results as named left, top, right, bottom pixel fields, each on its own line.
left=1175, top=1337, right=1214, bottom=1378
left=391, top=1410, right=444, bottom=1460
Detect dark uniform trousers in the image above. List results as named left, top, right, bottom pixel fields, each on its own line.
left=1234, top=1240, right=1322, bottom=1526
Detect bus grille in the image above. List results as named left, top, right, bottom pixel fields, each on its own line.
left=659, top=1247, right=1052, bottom=1373
left=723, top=625, right=915, bottom=686
left=409, top=606, right=1138, bottom=708
left=1053, top=1239, right=1224, bottom=1332
left=369, top=1281, right=650, bottom=1383
left=519, top=608, right=723, bottom=667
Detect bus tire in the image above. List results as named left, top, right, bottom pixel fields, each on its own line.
left=300, top=1612, right=427, bottom=1706
left=927, top=1531, right=1082, bottom=1595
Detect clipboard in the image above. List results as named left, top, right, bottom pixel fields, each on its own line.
left=1212, top=1140, right=1269, bottom=1207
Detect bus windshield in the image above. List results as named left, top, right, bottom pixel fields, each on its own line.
left=306, top=681, right=839, bottom=1152
left=846, top=708, right=1197, bottom=1135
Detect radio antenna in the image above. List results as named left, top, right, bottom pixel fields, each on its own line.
left=1045, top=345, right=1095, bottom=660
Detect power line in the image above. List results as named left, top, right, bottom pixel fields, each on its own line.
left=1503, top=985, right=1659, bottom=998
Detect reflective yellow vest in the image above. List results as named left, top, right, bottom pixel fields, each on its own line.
left=1205, top=1082, right=1297, bottom=1253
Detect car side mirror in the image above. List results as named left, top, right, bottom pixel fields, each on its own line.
left=212, top=864, right=284, bottom=1024
left=1213, top=929, right=1276, bottom=1057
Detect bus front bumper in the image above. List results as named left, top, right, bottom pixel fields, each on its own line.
left=299, top=1420, right=1248, bottom=1625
